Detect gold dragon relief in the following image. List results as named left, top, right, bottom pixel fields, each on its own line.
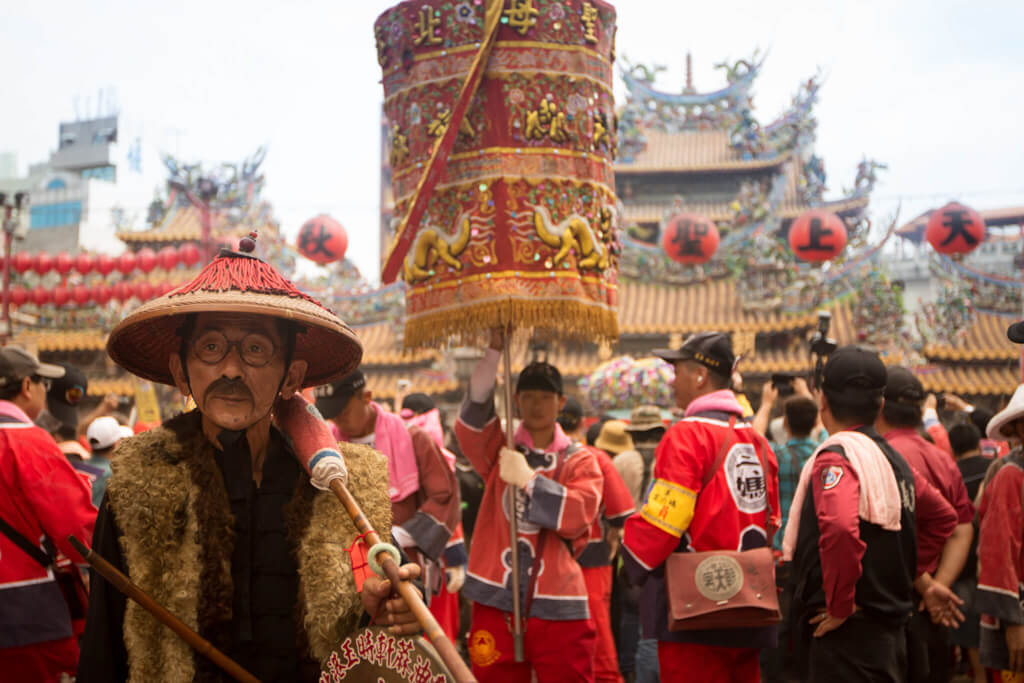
left=403, top=212, right=473, bottom=284
left=530, top=204, right=610, bottom=272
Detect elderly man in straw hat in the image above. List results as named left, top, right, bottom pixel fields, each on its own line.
left=976, top=385, right=1024, bottom=676
left=78, top=239, right=420, bottom=683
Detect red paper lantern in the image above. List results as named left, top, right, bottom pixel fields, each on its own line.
left=178, top=243, right=201, bottom=267
left=31, top=285, right=50, bottom=306
left=74, top=253, right=95, bottom=275
left=52, top=285, right=70, bottom=307
left=136, top=247, right=157, bottom=273
left=12, top=252, right=32, bottom=274
left=96, top=254, right=116, bottom=275
left=925, top=202, right=986, bottom=255
left=661, top=213, right=720, bottom=265
left=157, top=246, right=179, bottom=270
left=32, top=252, right=53, bottom=275
left=54, top=251, right=74, bottom=275
left=71, top=284, right=91, bottom=306
left=93, top=284, right=112, bottom=305
left=135, top=281, right=154, bottom=301
left=9, top=286, right=28, bottom=307
left=117, top=252, right=137, bottom=275
left=112, top=282, right=134, bottom=302
left=297, top=215, right=348, bottom=265
left=788, top=210, right=848, bottom=262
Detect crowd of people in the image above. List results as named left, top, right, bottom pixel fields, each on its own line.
left=1, top=238, right=1023, bottom=683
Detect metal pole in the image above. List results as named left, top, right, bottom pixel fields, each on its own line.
left=501, top=329, right=525, bottom=662
left=200, top=202, right=212, bottom=264
left=2, top=208, right=11, bottom=344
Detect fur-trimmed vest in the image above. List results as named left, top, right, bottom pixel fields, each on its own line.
left=105, top=411, right=391, bottom=682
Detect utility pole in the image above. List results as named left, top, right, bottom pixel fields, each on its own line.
left=0, top=192, right=28, bottom=344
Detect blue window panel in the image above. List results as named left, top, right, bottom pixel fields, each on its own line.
left=81, top=166, right=115, bottom=182
left=46, top=178, right=67, bottom=190
left=30, top=201, right=82, bottom=229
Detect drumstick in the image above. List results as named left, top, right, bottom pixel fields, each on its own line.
left=68, top=535, right=259, bottom=683
left=274, top=394, right=477, bottom=683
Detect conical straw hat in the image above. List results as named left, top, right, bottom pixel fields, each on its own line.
left=107, top=241, right=362, bottom=388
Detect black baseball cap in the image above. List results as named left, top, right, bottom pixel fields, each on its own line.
left=884, top=366, right=925, bottom=405
left=821, top=345, right=887, bottom=397
left=0, top=347, right=65, bottom=388
left=1009, top=321, right=1024, bottom=344
left=315, top=369, right=367, bottom=419
left=47, top=363, right=88, bottom=430
left=515, top=361, right=563, bottom=395
left=653, top=331, right=735, bottom=377
left=401, top=392, right=435, bottom=415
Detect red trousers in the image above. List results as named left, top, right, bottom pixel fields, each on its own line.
left=0, top=637, right=79, bottom=682
left=429, top=573, right=461, bottom=642
left=658, top=641, right=760, bottom=682
left=582, top=565, right=622, bottom=683
left=468, top=602, right=596, bottom=682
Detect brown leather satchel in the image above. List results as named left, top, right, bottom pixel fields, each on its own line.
left=664, top=416, right=781, bottom=631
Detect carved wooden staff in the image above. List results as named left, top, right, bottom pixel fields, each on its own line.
left=68, top=535, right=260, bottom=683
left=274, top=394, right=476, bottom=683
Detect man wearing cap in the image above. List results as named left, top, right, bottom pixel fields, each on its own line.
left=0, top=347, right=96, bottom=681
left=317, top=372, right=461, bottom=593
left=456, top=329, right=603, bottom=682
left=621, top=331, right=779, bottom=681
left=975, top=384, right=1024, bottom=675
left=79, top=243, right=421, bottom=682
left=613, top=405, right=666, bottom=683
left=783, top=346, right=961, bottom=682
left=877, top=366, right=975, bottom=683
left=84, top=416, right=134, bottom=507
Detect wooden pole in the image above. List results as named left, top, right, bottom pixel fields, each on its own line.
left=501, top=331, right=525, bottom=662
left=327, top=480, right=477, bottom=683
left=68, top=536, right=259, bottom=683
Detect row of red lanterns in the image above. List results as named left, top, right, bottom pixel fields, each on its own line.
left=6, top=281, right=178, bottom=308
left=3, top=244, right=203, bottom=277
left=660, top=201, right=987, bottom=266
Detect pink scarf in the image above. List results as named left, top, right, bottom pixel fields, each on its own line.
left=782, top=430, right=902, bottom=561
left=685, top=389, right=744, bottom=417
left=0, top=400, right=31, bottom=424
left=341, top=402, right=420, bottom=502
left=514, top=421, right=572, bottom=454
left=402, top=408, right=456, bottom=470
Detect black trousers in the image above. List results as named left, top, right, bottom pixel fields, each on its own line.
left=806, top=613, right=907, bottom=683
left=906, top=607, right=952, bottom=683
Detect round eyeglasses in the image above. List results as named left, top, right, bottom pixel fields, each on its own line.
left=190, top=330, right=278, bottom=368
left=31, top=375, right=52, bottom=391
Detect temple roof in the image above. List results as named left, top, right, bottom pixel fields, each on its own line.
left=117, top=204, right=268, bottom=244
left=615, top=130, right=789, bottom=175
left=897, top=206, right=1024, bottom=244
left=923, top=310, right=1020, bottom=362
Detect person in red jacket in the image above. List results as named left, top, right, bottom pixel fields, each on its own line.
left=317, top=370, right=461, bottom=591
left=455, top=329, right=603, bottom=682
left=0, top=346, right=96, bottom=681
left=622, top=331, right=780, bottom=682
left=585, top=419, right=636, bottom=683
left=877, top=366, right=975, bottom=683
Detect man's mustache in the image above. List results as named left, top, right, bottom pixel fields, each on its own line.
left=203, top=378, right=253, bottom=403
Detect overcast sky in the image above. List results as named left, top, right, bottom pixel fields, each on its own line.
left=3, top=0, right=1022, bottom=283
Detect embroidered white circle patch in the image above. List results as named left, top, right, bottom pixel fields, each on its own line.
left=695, top=554, right=744, bottom=601
left=724, top=443, right=767, bottom=514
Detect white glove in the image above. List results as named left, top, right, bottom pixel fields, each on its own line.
left=445, top=565, right=466, bottom=593
left=499, top=447, right=536, bottom=489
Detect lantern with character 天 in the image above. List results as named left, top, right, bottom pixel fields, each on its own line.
left=925, top=201, right=985, bottom=255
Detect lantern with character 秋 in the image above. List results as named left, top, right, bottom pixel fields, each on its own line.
left=376, top=0, right=620, bottom=348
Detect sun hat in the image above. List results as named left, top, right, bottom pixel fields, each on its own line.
left=987, top=385, right=1024, bottom=441
left=595, top=419, right=635, bottom=455
left=106, top=236, right=362, bottom=388
left=625, top=404, right=664, bottom=432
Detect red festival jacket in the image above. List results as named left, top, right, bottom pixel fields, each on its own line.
left=455, top=399, right=603, bottom=621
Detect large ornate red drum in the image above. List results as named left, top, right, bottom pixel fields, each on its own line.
left=375, top=0, right=619, bottom=346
